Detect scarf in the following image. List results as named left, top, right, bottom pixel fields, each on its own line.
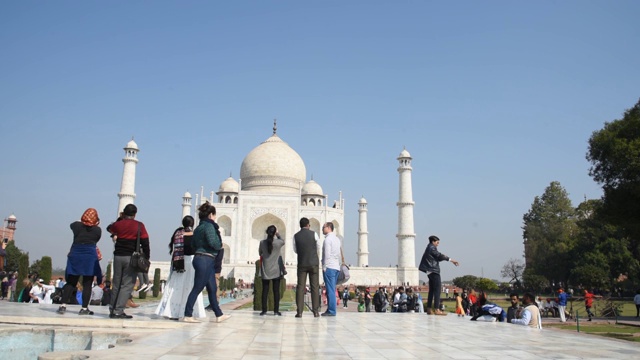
left=171, top=227, right=186, bottom=272
left=81, top=208, right=100, bottom=227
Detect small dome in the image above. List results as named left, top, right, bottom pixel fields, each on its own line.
left=359, top=196, right=367, bottom=204
left=218, top=177, right=239, bottom=193
left=302, top=180, right=323, bottom=196
left=7, top=213, right=16, bottom=220
left=125, top=139, right=139, bottom=150
left=398, top=148, right=411, bottom=158
left=183, top=191, right=192, bottom=198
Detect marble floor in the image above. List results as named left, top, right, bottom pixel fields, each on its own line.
left=1, top=301, right=639, bottom=359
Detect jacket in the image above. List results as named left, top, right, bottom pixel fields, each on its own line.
left=418, top=242, right=450, bottom=274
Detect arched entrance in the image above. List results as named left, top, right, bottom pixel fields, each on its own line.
left=251, top=213, right=287, bottom=262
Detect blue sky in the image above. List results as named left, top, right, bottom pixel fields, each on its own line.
left=1, top=1, right=638, bottom=281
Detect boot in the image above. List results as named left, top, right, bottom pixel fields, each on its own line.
left=126, top=298, right=139, bottom=308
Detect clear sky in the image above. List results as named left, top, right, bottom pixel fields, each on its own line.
left=1, top=1, right=638, bottom=281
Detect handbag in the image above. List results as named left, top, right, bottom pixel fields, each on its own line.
left=130, top=222, right=151, bottom=273
left=336, top=247, right=350, bottom=285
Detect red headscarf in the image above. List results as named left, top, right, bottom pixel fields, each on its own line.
left=81, top=208, right=100, bottom=227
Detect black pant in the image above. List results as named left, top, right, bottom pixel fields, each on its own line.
left=427, top=272, right=442, bottom=310
left=262, top=278, right=281, bottom=313
left=636, top=304, right=639, bottom=317
left=63, top=274, right=93, bottom=308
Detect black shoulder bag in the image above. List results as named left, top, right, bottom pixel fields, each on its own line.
left=130, top=222, right=151, bottom=273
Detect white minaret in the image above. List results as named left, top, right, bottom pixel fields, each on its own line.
left=117, top=138, right=139, bottom=216
left=182, top=191, right=192, bottom=219
left=396, top=148, right=418, bottom=285
left=357, top=196, right=369, bottom=267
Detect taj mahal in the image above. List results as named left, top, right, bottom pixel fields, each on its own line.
left=116, top=123, right=419, bottom=286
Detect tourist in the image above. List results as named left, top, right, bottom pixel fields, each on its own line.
left=364, top=287, right=372, bottom=312
left=471, top=291, right=507, bottom=322
left=90, top=282, right=103, bottom=306
left=506, top=293, right=521, bottom=323
left=510, top=292, right=542, bottom=328
left=57, top=208, right=103, bottom=315
left=293, top=217, right=320, bottom=318
left=461, top=291, right=471, bottom=316
left=156, top=216, right=206, bottom=320
left=418, top=235, right=459, bottom=315
left=259, top=225, right=285, bottom=316
left=342, top=288, right=349, bottom=308
left=557, top=288, right=569, bottom=322
left=183, top=202, right=229, bottom=323
left=634, top=289, right=640, bottom=318
left=454, top=291, right=464, bottom=317
left=101, top=280, right=112, bottom=306
left=393, top=286, right=408, bottom=312
left=30, top=278, right=56, bottom=304
left=321, top=222, right=341, bottom=316
left=108, top=204, right=150, bottom=319
left=1, top=276, right=8, bottom=300
left=583, top=289, right=600, bottom=321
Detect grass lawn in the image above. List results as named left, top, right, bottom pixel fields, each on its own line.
left=237, top=289, right=297, bottom=311
left=545, top=323, right=640, bottom=342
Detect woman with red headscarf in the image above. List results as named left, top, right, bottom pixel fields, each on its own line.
left=57, top=208, right=103, bottom=315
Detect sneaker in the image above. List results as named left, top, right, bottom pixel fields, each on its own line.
left=56, top=306, right=66, bottom=314
left=182, top=317, right=200, bottom=323
left=216, top=314, right=231, bottom=323
left=109, top=313, right=133, bottom=319
left=143, top=284, right=153, bottom=293
left=79, top=308, right=94, bottom=315
left=138, top=284, right=148, bottom=292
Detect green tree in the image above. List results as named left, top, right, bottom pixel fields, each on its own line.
left=3, top=242, right=23, bottom=273
left=569, top=199, right=638, bottom=290
left=522, top=181, right=576, bottom=287
left=105, top=262, right=112, bottom=282
left=29, top=259, right=42, bottom=278
left=452, top=275, right=478, bottom=291
left=522, top=268, right=548, bottom=293
left=40, top=256, right=52, bottom=284
left=475, top=278, right=498, bottom=292
left=587, top=99, right=640, bottom=275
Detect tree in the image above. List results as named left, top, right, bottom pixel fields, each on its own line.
left=522, top=181, right=576, bottom=287
left=475, top=278, right=498, bottom=292
left=452, top=275, right=478, bottom=291
left=522, top=268, right=548, bottom=293
left=500, top=258, right=525, bottom=288
left=40, top=256, right=52, bottom=284
left=3, top=242, right=24, bottom=273
left=587, top=98, right=640, bottom=274
left=569, top=199, right=638, bottom=290
left=29, top=259, right=42, bottom=277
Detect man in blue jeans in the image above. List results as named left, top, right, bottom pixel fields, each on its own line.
left=321, top=222, right=341, bottom=316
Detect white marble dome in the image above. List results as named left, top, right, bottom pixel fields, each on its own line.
left=125, top=139, right=139, bottom=150
left=359, top=196, right=368, bottom=204
left=398, top=148, right=411, bottom=158
left=7, top=213, right=16, bottom=220
left=218, top=177, right=239, bottom=193
left=183, top=191, right=192, bottom=198
left=302, top=180, right=323, bottom=195
left=240, top=134, right=306, bottom=193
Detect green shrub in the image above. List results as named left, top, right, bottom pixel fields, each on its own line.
left=152, top=268, right=161, bottom=297
left=40, top=256, right=52, bottom=284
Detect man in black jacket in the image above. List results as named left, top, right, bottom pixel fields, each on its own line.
left=418, top=235, right=459, bottom=315
left=293, top=217, right=320, bottom=318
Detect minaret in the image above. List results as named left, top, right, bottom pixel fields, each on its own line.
left=357, top=196, right=369, bottom=266
left=396, top=148, right=417, bottom=285
left=182, top=191, right=192, bottom=219
left=117, top=138, right=139, bottom=216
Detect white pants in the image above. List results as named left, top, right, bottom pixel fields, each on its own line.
left=558, top=305, right=566, bottom=322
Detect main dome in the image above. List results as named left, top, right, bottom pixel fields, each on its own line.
left=240, top=134, right=306, bottom=193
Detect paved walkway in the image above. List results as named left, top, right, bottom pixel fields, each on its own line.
left=1, top=300, right=640, bottom=359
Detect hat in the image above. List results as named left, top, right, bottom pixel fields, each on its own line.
left=38, top=278, right=44, bottom=283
